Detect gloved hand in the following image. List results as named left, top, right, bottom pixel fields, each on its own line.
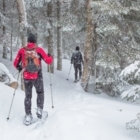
left=71, top=62, right=73, bottom=64
left=48, top=53, right=51, bottom=57
left=17, top=65, right=22, bottom=72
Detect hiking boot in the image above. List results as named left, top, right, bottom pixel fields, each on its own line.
left=36, top=108, right=43, bottom=119
left=23, top=114, right=33, bottom=125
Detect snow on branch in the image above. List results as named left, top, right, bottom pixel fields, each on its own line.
left=120, top=61, right=140, bottom=84
left=91, top=1, right=140, bottom=16
left=25, top=0, right=50, bottom=8
left=96, top=24, right=119, bottom=34
left=126, top=113, right=140, bottom=132
left=120, top=61, right=140, bottom=102
left=121, top=85, right=140, bottom=102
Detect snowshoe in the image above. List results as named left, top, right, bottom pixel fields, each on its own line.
left=36, top=107, right=43, bottom=119
left=23, top=111, right=48, bottom=126
left=38, top=111, right=48, bottom=122
left=33, top=110, right=48, bottom=128
left=23, top=114, right=34, bottom=126
left=35, top=108, right=48, bottom=122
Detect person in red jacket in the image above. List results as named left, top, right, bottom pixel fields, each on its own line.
left=13, top=33, right=53, bottom=125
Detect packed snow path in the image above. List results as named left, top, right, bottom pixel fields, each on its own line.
left=0, top=59, right=140, bottom=140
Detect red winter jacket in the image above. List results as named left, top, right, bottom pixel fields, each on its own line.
left=13, top=43, right=53, bottom=79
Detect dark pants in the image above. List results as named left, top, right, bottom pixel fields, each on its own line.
left=24, top=71, right=44, bottom=115
left=74, top=63, right=82, bottom=80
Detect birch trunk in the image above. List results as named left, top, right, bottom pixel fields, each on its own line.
left=15, top=0, right=27, bottom=91
left=47, top=1, right=54, bottom=73
left=81, top=0, right=93, bottom=91
left=57, top=0, right=62, bottom=71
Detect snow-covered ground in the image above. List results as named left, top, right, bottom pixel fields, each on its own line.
left=0, top=58, right=140, bottom=140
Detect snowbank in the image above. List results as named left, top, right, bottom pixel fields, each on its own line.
left=0, top=59, right=140, bottom=140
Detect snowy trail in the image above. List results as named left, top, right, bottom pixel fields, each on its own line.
left=0, top=59, right=140, bottom=140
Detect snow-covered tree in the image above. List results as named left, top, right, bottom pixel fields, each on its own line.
left=120, top=61, right=140, bottom=84
left=120, top=61, right=140, bottom=102
left=126, top=113, right=140, bottom=132
left=84, top=0, right=140, bottom=94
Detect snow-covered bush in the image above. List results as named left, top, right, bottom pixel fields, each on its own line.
left=120, top=61, right=140, bottom=84
left=121, top=85, right=140, bottom=102
left=120, top=61, right=140, bottom=102
left=95, top=66, right=122, bottom=96
left=126, top=113, right=140, bottom=132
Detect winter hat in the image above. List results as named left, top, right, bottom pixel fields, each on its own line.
left=76, top=46, right=79, bottom=51
left=27, top=33, right=36, bottom=43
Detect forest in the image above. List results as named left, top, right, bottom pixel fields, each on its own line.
left=0, top=0, right=140, bottom=132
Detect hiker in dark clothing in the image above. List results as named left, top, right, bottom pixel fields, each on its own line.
left=71, top=46, right=84, bottom=82
left=13, top=33, right=53, bottom=125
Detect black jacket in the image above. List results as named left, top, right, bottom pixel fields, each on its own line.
left=71, top=51, right=83, bottom=65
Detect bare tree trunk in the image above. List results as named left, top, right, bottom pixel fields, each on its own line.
left=81, top=0, right=93, bottom=91
left=10, top=2, right=16, bottom=61
left=10, top=19, right=13, bottom=61
left=3, top=42, right=7, bottom=59
left=57, top=0, right=62, bottom=71
left=47, top=1, right=54, bottom=73
left=15, top=0, right=27, bottom=46
left=15, top=0, right=27, bottom=91
left=91, top=23, right=97, bottom=76
left=2, top=0, right=7, bottom=59
left=92, top=22, right=98, bottom=91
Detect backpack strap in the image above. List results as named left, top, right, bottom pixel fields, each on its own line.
left=24, top=45, right=38, bottom=51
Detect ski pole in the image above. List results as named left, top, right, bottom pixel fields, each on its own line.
left=7, top=72, right=20, bottom=121
left=66, top=64, right=72, bottom=80
left=48, top=65, right=54, bottom=109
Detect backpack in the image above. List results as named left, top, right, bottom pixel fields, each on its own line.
left=24, top=46, right=40, bottom=73
left=73, top=51, right=82, bottom=64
